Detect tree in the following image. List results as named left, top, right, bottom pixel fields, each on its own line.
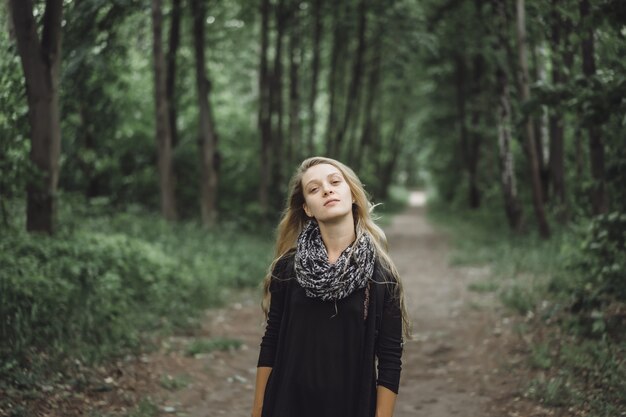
left=516, top=0, right=550, bottom=238
left=258, top=0, right=272, bottom=215
left=190, top=0, right=220, bottom=227
left=492, top=0, right=522, bottom=231
left=579, top=0, right=607, bottom=215
left=8, top=0, right=63, bottom=234
left=151, top=0, right=178, bottom=220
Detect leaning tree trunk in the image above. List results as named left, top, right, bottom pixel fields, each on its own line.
left=9, top=0, right=63, bottom=234
left=190, top=0, right=219, bottom=227
left=151, top=0, right=178, bottom=221
left=355, top=0, right=384, bottom=172
left=579, top=0, right=607, bottom=215
left=335, top=0, right=367, bottom=159
left=493, top=0, right=522, bottom=232
left=516, top=0, right=550, bottom=238
left=258, top=0, right=272, bottom=215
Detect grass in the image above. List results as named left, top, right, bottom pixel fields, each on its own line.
left=159, top=373, right=190, bottom=391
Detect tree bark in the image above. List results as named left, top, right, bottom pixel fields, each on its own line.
left=335, top=0, right=368, bottom=159
left=468, top=74, right=483, bottom=209
left=258, top=0, right=272, bottom=215
left=355, top=1, right=384, bottom=172
left=190, top=0, right=219, bottom=227
left=379, top=115, right=405, bottom=201
left=287, top=0, right=301, bottom=167
left=166, top=0, right=182, bottom=148
left=548, top=0, right=566, bottom=210
left=579, top=0, right=607, bottom=214
left=531, top=45, right=550, bottom=202
left=516, top=0, right=550, bottom=238
left=271, top=0, right=288, bottom=205
left=493, top=0, right=522, bottom=231
left=151, top=0, right=178, bottom=221
left=307, top=0, right=323, bottom=157
left=325, top=1, right=349, bottom=158
left=454, top=53, right=471, bottom=204
left=9, top=0, right=63, bottom=234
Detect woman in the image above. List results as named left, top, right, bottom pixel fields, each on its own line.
left=251, top=156, right=409, bottom=417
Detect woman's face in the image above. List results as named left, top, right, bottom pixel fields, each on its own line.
left=301, top=163, right=354, bottom=223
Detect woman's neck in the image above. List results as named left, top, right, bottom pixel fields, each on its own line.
left=317, top=215, right=356, bottom=263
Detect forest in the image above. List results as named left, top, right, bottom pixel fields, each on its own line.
left=1, top=0, right=624, bottom=415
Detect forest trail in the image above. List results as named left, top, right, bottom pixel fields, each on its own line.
left=90, top=191, right=550, bottom=417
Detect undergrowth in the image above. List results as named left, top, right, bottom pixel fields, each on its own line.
left=428, top=200, right=626, bottom=416
left=0, top=196, right=273, bottom=415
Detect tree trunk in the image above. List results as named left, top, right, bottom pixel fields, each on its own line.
left=548, top=0, right=566, bottom=210
left=355, top=1, right=384, bottom=172
left=468, top=55, right=484, bottom=209
left=271, top=0, right=287, bottom=205
left=454, top=54, right=474, bottom=207
left=516, top=0, right=550, bottom=238
left=151, top=0, right=178, bottom=221
left=166, top=0, right=181, bottom=148
left=579, top=0, right=607, bottom=214
left=9, top=0, right=63, bottom=234
left=379, top=115, right=405, bottom=201
left=531, top=45, right=550, bottom=202
left=335, top=0, right=368, bottom=159
left=493, top=0, right=522, bottom=231
left=307, top=0, right=323, bottom=157
left=190, top=0, right=219, bottom=227
left=325, top=1, right=349, bottom=158
left=287, top=0, right=301, bottom=167
left=258, top=0, right=272, bottom=215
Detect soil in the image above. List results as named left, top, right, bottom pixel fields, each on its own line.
left=13, top=191, right=568, bottom=417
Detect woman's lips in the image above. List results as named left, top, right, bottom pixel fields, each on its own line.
left=324, top=199, right=340, bottom=206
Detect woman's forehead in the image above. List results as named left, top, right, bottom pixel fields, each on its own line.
left=302, top=164, right=343, bottom=183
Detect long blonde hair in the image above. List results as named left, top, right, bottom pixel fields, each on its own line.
left=261, top=156, right=411, bottom=338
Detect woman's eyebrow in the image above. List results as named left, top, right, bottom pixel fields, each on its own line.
left=305, top=173, right=341, bottom=187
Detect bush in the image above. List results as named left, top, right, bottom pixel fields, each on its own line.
left=0, top=201, right=273, bottom=368
left=0, top=231, right=209, bottom=362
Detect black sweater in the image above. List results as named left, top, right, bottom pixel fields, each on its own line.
left=257, top=251, right=403, bottom=417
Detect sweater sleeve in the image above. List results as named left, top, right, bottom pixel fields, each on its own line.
left=257, top=257, right=290, bottom=368
left=375, top=280, right=404, bottom=394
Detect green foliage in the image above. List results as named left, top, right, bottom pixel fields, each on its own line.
left=571, top=212, right=626, bottom=301
left=0, top=17, right=31, bottom=216
left=0, top=197, right=272, bottom=370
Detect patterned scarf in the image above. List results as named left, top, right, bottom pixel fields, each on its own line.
left=294, top=220, right=376, bottom=301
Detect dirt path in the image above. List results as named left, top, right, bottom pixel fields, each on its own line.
left=89, top=192, right=552, bottom=417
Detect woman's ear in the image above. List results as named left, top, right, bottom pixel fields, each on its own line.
left=303, top=203, right=311, bottom=217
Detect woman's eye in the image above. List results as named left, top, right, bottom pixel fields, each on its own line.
left=332, top=180, right=340, bottom=184
left=310, top=188, right=318, bottom=193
